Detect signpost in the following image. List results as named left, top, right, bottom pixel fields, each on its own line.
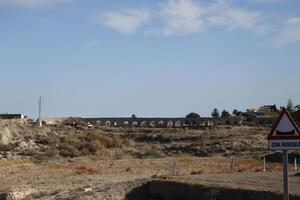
left=267, top=108, right=300, bottom=200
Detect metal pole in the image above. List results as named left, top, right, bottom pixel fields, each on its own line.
left=231, top=157, right=234, bottom=172
left=38, top=96, right=42, bottom=127
left=172, top=161, right=176, bottom=176
left=295, top=157, right=298, bottom=171
left=282, top=150, right=289, bottom=200
left=263, top=156, right=266, bottom=172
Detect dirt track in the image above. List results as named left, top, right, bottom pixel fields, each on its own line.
left=170, top=171, right=300, bottom=196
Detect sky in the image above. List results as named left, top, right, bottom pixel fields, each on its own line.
left=0, top=0, right=300, bottom=118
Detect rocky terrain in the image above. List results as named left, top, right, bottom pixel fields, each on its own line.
left=0, top=120, right=270, bottom=160
left=0, top=120, right=299, bottom=199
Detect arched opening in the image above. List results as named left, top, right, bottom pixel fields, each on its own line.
left=42, top=121, right=47, bottom=126
left=199, top=121, right=206, bottom=127
left=123, top=121, right=129, bottom=126
left=150, top=121, right=155, bottom=128
left=167, top=121, right=173, bottom=128
left=207, top=121, right=213, bottom=127
left=184, top=120, right=189, bottom=127
left=105, top=121, right=111, bottom=127
left=141, top=121, right=147, bottom=127
left=158, top=120, right=165, bottom=127
left=132, top=121, right=138, bottom=127
left=175, top=121, right=181, bottom=127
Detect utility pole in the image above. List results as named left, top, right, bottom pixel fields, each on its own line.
left=263, top=156, right=266, bottom=172
left=38, top=96, right=42, bottom=127
left=283, top=150, right=289, bottom=200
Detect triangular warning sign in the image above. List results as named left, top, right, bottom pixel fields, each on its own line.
left=268, top=108, right=300, bottom=140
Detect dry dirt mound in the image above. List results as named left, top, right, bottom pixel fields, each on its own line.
left=0, top=122, right=271, bottom=160
left=0, top=126, right=12, bottom=145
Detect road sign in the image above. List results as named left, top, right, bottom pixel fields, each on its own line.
left=267, top=108, right=300, bottom=200
left=268, top=108, right=300, bottom=150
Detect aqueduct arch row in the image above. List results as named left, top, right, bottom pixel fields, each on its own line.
left=89, top=117, right=221, bottom=128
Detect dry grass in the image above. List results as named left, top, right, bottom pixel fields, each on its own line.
left=74, top=165, right=101, bottom=175
left=0, top=159, right=33, bottom=167
left=37, top=130, right=134, bottom=158
left=265, top=163, right=282, bottom=171
left=48, top=163, right=101, bottom=175
left=37, top=135, right=58, bottom=145
left=233, top=159, right=284, bottom=172
left=235, top=159, right=262, bottom=172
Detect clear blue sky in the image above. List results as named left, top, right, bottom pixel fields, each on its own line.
left=0, top=0, right=299, bottom=118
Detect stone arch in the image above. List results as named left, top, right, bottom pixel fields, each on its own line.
left=158, top=120, right=165, bottom=127
left=123, top=121, right=129, bottom=126
left=149, top=121, right=156, bottom=128
left=41, top=121, right=47, bottom=126
left=158, top=120, right=164, bottom=125
left=141, top=121, right=147, bottom=127
left=105, top=121, right=111, bottom=127
left=132, top=121, right=138, bottom=127
left=175, top=121, right=181, bottom=127
left=207, top=121, right=213, bottom=127
left=167, top=121, right=173, bottom=128
left=184, top=120, right=189, bottom=126
left=96, top=120, right=101, bottom=125
left=199, top=121, right=206, bottom=127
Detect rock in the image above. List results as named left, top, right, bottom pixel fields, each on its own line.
left=0, top=188, right=35, bottom=200
left=83, top=188, right=93, bottom=193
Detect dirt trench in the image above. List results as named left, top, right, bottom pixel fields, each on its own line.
left=125, top=180, right=300, bottom=200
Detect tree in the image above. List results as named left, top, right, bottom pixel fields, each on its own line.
left=245, top=112, right=256, bottom=122
left=232, top=109, right=238, bottom=116
left=270, top=104, right=279, bottom=112
left=211, top=108, right=220, bottom=118
left=186, top=112, right=200, bottom=118
left=186, top=112, right=200, bottom=127
left=287, top=99, right=294, bottom=112
left=131, top=114, right=137, bottom=118
left=233, top=109, right=242, bottom=116
left=221, top=109, right=230, bottom=118
left=295, top=105, right=300, bottom=111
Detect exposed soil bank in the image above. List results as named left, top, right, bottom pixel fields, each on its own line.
left=125, top=180, right=300, bottom=200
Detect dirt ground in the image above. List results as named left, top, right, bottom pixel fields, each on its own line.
left=0, top=122, right=299, bottom=199
left=170, top=171, right=300, bottom=196
left=0, top=156, right=298, bottom=199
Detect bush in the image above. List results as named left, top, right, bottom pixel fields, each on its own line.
left=63, top=117, right=87, bottom=127
left=22, top=148, right=38, bottom=156
left=59, top=144, right=82, bottom=157
left=0, top=144, right=15, bottom=151
left=55, top=130, right=128, bottom=158
left=44, top=148, right=59, bottom=157
left=79, top=131, right=122, bottom=148
left=37, top=136, right=57, bottom=145
left=35, top=130, right=135, bottom=158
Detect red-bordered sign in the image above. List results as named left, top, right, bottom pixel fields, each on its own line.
left=267, top=108, right=300, bottom=140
